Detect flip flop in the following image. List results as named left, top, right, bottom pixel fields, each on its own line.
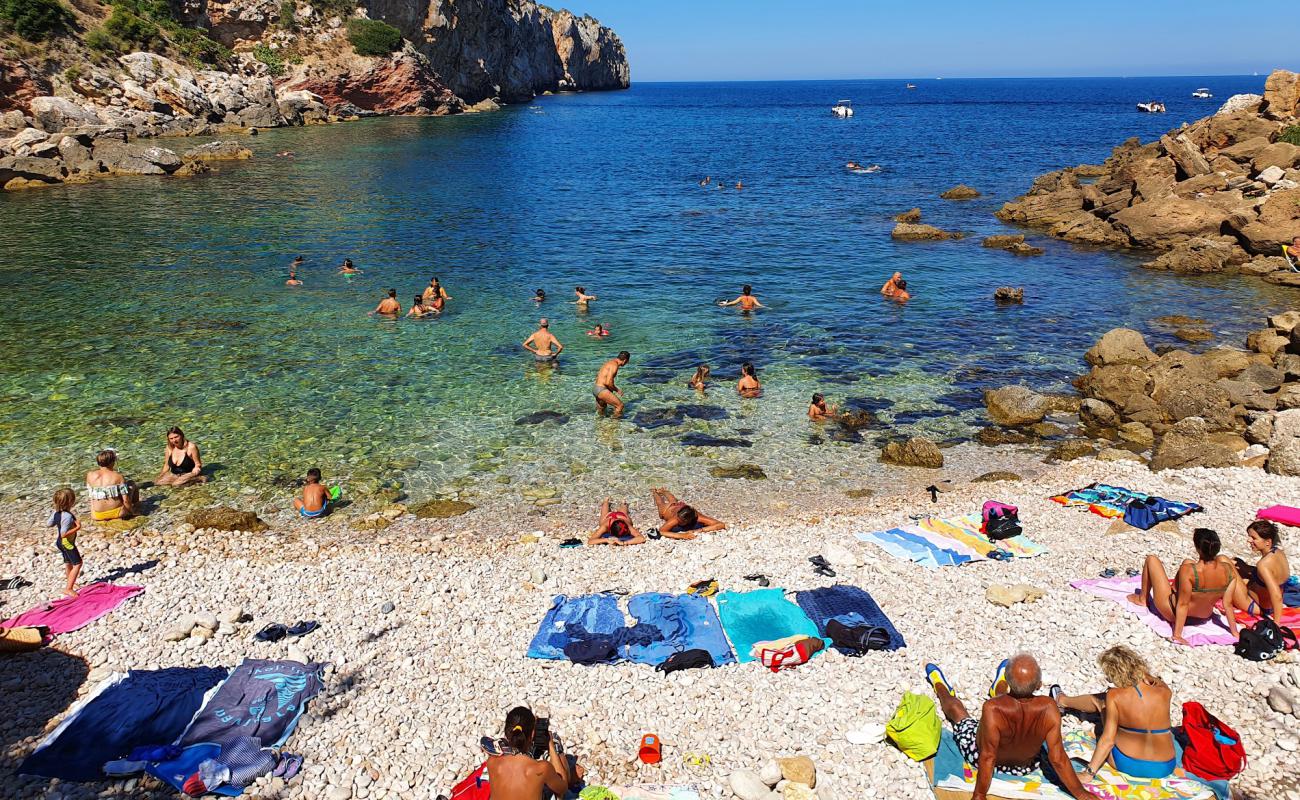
left=559, top=538, right=583, bottom=548
left=273, top=753, right=303, bottom=780
left=646, top=528, right=663, bottom=540
left=254, top=623, right=288, bottom=642
left=1, top=576, right=31, bottom=590
left=989, top=658, right=1010, bottom=698
left=808, top=555, right=831, bottom=568
left=1125, top=567, right=1140, bottom=577
left=813, top=564, right=836, bottom=578
left=743, top=573, right=771, bottom=587
left=687, top=579, right=718, bottom=597
left=1099, top=568, right=1118, bottom=578
left=925, top=485, right=940, bottom=503
left=987, top=550, right=1012, bottom=562
left=925, top=663, right=957, bottom=699
left=287, top=620, right=319, bottom=637
left=1049, top=684, right=1064, bottom=710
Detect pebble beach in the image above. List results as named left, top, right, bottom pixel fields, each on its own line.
left=3, top=458, right=1298, bottom=800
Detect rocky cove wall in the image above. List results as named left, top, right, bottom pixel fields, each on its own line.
left=0, top=0, right=627, bottom=190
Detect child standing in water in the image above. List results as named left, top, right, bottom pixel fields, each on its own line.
left=48, top=488, right=82, bottom=596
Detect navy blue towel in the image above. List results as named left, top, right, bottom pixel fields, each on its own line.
left=795, top=584, right=906, bottom=653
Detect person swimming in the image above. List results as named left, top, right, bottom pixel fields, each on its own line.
left=586, top=323, right=610, bottom=337
left=699, top=176, right=711, bottom=186
left=881, top=272, right=903, bottom=296
left=719, top=284, right=764, bottom=311
left=523, top=318, right=563, bottom=361
left=573, top=286, right=597, bottom=307
left=735, top=180, right=744, bottom=189
left=534, top=288, right=546, bottom=303
left=423, top=278, right=450, bottom=305
left=285, top=267, right=302, bottom=286
left=338, top=259, right=362, bottom=275
left=407, top=296, right=436, bottom=318
left=737, top=362, right=762, bottom=398
left=688, top=364, right=711, bottom=390
left=890, top=279, right=911, bottom=302
left=808, top=393, right=837, bottom=421
left=370, top=289, right=400, bottom=317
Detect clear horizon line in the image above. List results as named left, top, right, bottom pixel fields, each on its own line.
left=623, top=71, right=1269, bottom=85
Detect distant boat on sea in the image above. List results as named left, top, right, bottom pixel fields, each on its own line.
left=1192, top=87, right=1212, bottom=99
left=832, top=100, right=853, bottom=118
left=1136, top=101, right=1167, bottom=113
left=905, top=83, right=917, bottom=89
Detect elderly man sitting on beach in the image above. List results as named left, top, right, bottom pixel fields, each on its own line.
left=925, top=653, right=1093, bottom=800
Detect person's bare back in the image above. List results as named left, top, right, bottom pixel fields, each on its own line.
left=301, top=481, right=329, bottom=513
left=486, top=753, right=565, bottom=800
left=979, top=694, right=1062, bottom=768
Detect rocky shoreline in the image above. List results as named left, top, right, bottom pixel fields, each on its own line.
left=0, top=0, right=628, bottom=191
left=995, top=69, right=1300, bottom=286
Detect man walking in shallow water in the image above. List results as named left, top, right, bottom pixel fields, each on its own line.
left=522, top=318, right=563, bottom=362
left=593, top=351, right=630, bottom=417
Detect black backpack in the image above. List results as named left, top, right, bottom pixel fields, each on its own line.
left=824, top=619, right=892, bottom=655
left=1234, top=617, right=1297, bottom=662
left=655, top=648, right=714, bottom=673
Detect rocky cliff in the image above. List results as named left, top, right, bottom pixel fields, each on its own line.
left=996, top=70, right=1300, bottom=286
left=0, top=0, right=627, bottom=189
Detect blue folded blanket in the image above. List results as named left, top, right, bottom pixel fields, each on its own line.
left=624, top=592, right=735, bottom=666
left=527, top=593, right=627, bottom=660
left=795, top=584, right=905, bottom=652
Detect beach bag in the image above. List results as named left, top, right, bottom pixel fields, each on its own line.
left=825, top=619, right=892, bottom=654
left=655, top=648, right=714, bottom=673
left=757, top=636, right=823, bottom=672
left=981, top=501, right=1021, bottom=541
left=1122, top=497, right=1159, bottom=530
left=1234, top=617, right=1297, bottom=661
left=885, top=692, right=941, bottom=761
left=1180, top=702, right=1246, bottom=781
left=0, top=626, right=48, bottom=654
left=449, top=762, right=490, bottom=800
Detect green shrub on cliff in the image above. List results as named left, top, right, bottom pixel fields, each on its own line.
left=171, top=24, right=230, bottom=64
left=252, top=43, right=285, bottom=76
left=84, top=26, right=119, bottom=52
left=277, top=0, right=296, bottom=30
left=308, top=0, right=355, bottom=18
left=346, top=17, right=401, bottom=56
left=0, top=0, right=74, bottom=41
left=104, top=5, right=162, bottom=50
left=1280, top=126, right=1300, bottom=147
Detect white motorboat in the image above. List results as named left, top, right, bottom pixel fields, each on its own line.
left=1192, top=88, right=1212, bottom=98
left=832, top=100, right=853, bottom=117
left=905, top=83, right=916, bottom=89
left=1136, top=101, right=1167, bottom=113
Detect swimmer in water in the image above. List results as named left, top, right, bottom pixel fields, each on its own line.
left=688, top=364, right=711, bottom=391
left=523, top=318, right=563, bottom=362
left=586, top=323, right=610, bottom=337
left=719, top=284, right=764, bottom=311
left=338, top=259, right=362, bottom=275
left=534, top=288, right=546, bottom=303
left=846, top=161, right=861, bottom=170
left=276, top=151, right=295, bottom=158
left=735, top=180, right=744, bottom=189
left=573, top=286, right=597, bottom=308
left=593, top=351, right=630, bottom=417
left=881, top=272, right=903, bottom=296
left=285, top=267, right=302, bottom=287
left=423, top=278, right=450, bottom=305
left=406, top=295, right=436, bottom=318
left=808, top=393, right=838, bottom=421
left=890, top=279, right=911, bottom=302
left=699, top=176, right=711, bottom=186
left=737, top=362, right=762, bottom=398
left=863, top=164, right=881, bottom=173
left=369, top=289, right=400, bottom=317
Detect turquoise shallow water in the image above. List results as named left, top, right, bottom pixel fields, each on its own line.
left=1, top=76, right=1295, bottom=506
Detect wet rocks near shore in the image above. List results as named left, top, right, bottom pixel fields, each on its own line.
left=890, top=222, right=964, bottom=241
left=879, top=437, right=943, bottom=468
left=982, top=234, right=1044, bottom=256
left=993, top=286, right=1025, bottom=303
left=995, top=69, right=1300, bottom=284
left=939, top=183, right=981, bottom=199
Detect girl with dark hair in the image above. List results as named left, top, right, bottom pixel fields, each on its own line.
left=155, top=427, right=206, bottom=487
left=737, top=362, right=761, bottom=398
left=587, top=497, right=645, bottom=546
left=1231, top=520, right=1291, bottom=617
left=485, top=706, right=575, bottom=799
left=1127, top=529, right=1239, bottom=645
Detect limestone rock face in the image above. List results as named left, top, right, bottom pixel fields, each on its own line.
left=1111, top=195, right=1229, bottom=248
left=1140, top=237, right=1248, bottom=274
left=548, top=8, right=629, bottom=90
left=28, top=96, right=101, bottom=132
left=1267, top=409, right=1300, bottom=476
left=1264, top=70, right=1300, bottom=119
left=1151, top=417, right=1238, bottom=471
left=283, top=50, right=461, bottom=116
left=0, top=56, right=52, bottom=115
left=1085, top=329, right=1156, bottom=367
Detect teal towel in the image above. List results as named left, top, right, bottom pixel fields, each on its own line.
left=715, top=588, right=824, bottom=664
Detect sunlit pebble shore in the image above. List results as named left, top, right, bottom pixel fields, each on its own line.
left=2, top=459, right=1299, bottom=800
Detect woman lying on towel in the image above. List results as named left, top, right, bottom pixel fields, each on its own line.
left=650, top=487, right=726, bottom=540
left=1127, top=528, right=1238, bottom=645
left=587, top=498, right=646, bottom=546
left=484, top=706, right=584, bottom=800
left=1050, top=646, right=1177, bottom=780
left=1230, top=520, right=1291, bottom=617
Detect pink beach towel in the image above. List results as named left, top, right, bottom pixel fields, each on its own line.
left=1070, top=576, right=1237, bottom=647
left=1258, top=505, right=1300, bottom=528
left=1, top=582, right=143, bottom=635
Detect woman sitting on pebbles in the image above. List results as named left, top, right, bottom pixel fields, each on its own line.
left=650, top=487, right=726, bottom=539
left=1051, top=646, right=1177, bottom=780
left=1127, top=528, right=1238, bottom=646
left=86, top=449, right=140, bottom=521
left=484, top=706, right=582, bottom=800
left=587, top=498, right=646, bottom=546
left=154, top=427, right=207, bottom=487
left=1231, top=520, right=1291, bottom=617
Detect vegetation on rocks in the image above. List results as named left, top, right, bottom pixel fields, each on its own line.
left=252, top=43, right=285, bottom=76
left=1279, top=125, right=1300, bottom=146
left=0, top=0, right=73, bottom=41
left=346, top=17, right=401, bottom=56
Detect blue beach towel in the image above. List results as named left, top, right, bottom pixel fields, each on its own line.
left=146, top=743, right=241, bottom=797
left=180, top=659, right=323, bottom=749
left=795, top=585, right=905, bottom=652
left=715, top=588, right=824, bottom=664
left=623, top=592, right=736, bottom=667
left=856, top=528, right=976, bottom=568
left=20, top=666, right=229, bottom=782
left=527, top=593, right=627, bottom=660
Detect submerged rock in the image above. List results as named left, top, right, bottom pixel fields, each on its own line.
left=891, top=222, right=963, bottom=241
left=680, top=433, right=752, bottom=448
left=973, top=471, right=1022, bottom=483
left=709, top=464, right=767, bottom=480
left=984, top=386, right=1051, bottom=427
left=514, top=411, right=570, bottom=426
left=411, top=499, right=475, bottom=518
left=185, top=507, right=268, bottom=532
left=940, top=184, right=981, bottom=199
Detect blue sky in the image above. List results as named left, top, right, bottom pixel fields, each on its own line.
left=574, top=0, right=1299, bottom=82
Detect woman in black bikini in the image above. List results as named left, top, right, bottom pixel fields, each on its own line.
left=1127, top=528, right=1238, bottom=645
left=155, top=426, right=207, bottom=487
left=1230, top=519, right=1291, bottom=617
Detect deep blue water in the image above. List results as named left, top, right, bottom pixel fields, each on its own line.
left=0, top=75, right=1291, bottom=502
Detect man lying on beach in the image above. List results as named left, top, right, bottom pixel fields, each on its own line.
left=925, top=654, right=1092, bottom=800
left=522, top=318, right=563, bottom=362
left=370, top=289, right=400, bottom=317
left=588, top=497, right=646, bottom=546
left=719, top=284, right=763, bottom=310
left=594, top=351, right=630, bottom=417
left=650, top=487, right=726, bottom=539
left=292, top=468, right=331, bottom=518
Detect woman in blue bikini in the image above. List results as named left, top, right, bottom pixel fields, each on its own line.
left=1050, top=646, right=1177, bottom=780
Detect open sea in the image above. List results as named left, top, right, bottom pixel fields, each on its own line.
left=1, top=75, right=1293, bottom=506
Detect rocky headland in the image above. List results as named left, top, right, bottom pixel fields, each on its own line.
left=996, top=69, right=1300, bottom=285
left=0, top=0, right=628, bottom=190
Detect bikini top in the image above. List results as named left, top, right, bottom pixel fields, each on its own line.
left=1191, top=561, right=1234, bottom=593
left=87, top=482, right=128, bottom=501
left=1118, top=683, right=1172, bottom=736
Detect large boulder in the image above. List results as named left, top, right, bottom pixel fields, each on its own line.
left=1110, top=195, right=1230, bottom=248
left=1253, top=142, right=1300, bottom=173
left=1231, top=188, right=1300, bottom=254
left=1160, top=134, right=1211, bottom=179
left=940, top=184, right=980, bottom=199
left=1217, top=94, right=1263, bottom=116
left=1267, top=409, right=1300, bottom=475
left=1218, top=136, right=1272, bottom=163
left=996, top=173, right=1086, bottom=227
left=1149, top=351, right=1233, bottom=426
left=118, top=53, right=212, bottom=118
left=27, top=96, right=100, bottom=132
left=1139, top=236, right=1248, bottom=274
left=1150, top=417, right=1239, bottom=471
left=1078, top=364, right=1153, bottom=408
left=1047, top=212, right=1131, bottom=247
left=1079, top=398, right=1120, bottom=432
left=891, top=222, right=962, bottom=241
left=0, top=155, right=65, bottom=187
left=1085, top=328, right=1156, bottom=367
left=277, top=89, right=329, bottom=125
left=1263, top=70, right=1300, bottom=119
left=880, top=437, right=943, bottom=468
left=984, top=386, right=1051, bottom=426
left=182, top=141, right=253, bottom=162
left=185, top=507, right=268, bottom=531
